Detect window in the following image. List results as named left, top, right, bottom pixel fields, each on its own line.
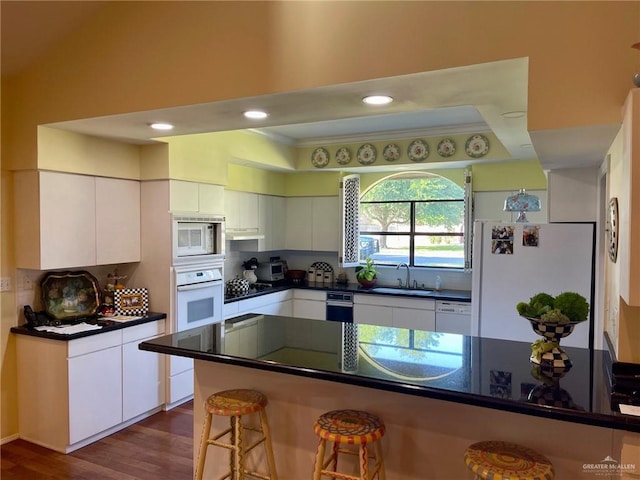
left=359, top=172, right=468, bottom=268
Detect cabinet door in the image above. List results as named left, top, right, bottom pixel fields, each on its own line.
left=96, top=177, right=141, bottom=264
left=354, top=304, right=392, bottom=326
left=393, top=307, right=436, bottom=331
left=293, top=299, right=326, bottom=320
left=170, top=180, right=199, bottom=213
left=258, top=195, right=286, bottom=251
left=225, top=190, right=259, bottom=231
left=198, top=184, right=225, bottom=214
left=285, top=197, right=313, bottom=250
left=122, top=337, right=165, bottom=421
left=40, top=171, right=97, bottom=269
left=312, top=196, right=340, bottom=251
left=68, top=345, right=122, bottom=444
left=276, top=299, right=293, bottom=316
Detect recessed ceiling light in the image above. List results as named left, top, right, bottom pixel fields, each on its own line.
left=501, top=111, right=526, bottom=119
left=362, top=95, right=393, bottom=106
left=149, top=122, right=174, bottom=130
left=244, top=110, right=269, bottom=120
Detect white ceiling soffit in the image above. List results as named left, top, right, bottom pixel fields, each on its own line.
left=530, top=124, right=621, bottom=170
left=47, top=58, right=534, bottom=160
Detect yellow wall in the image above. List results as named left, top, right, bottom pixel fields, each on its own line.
left=37, top=127, right=141, bottom=179
left=471, top=161, right=547, bottom=191
left=605, top=129, right=624, bottom=351
left=226, top=164, right=286, bottom=196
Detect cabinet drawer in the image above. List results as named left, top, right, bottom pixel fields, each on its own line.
left=122, top=320, right=165, bottom=343
left=354, top=293, right=435, bottom=310
left=239, top=290, right=293, bottom=313
left=293, top=289, right=326, bottom=301
left=68, top=330, right=122, bottom=358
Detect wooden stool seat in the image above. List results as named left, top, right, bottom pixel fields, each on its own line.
left=464, top=441, right=554, bottom=480
left=195, top=389, right=278, bottom=480
left=313, top=410, right=386, bottom=480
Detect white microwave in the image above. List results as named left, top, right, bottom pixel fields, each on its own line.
left=173, top=214, right=225, bottom=264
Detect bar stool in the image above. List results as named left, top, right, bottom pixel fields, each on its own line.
left=312, top=409, right=386, bottom=480
left=195, top=389, right=278, bottom=480
left=464, top=440, right=554, bottom=480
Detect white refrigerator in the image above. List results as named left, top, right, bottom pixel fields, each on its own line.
left=471, top=221, right=595, bottom=348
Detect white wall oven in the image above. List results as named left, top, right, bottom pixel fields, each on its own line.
left=168, top=263, right=223, bottom=407
left=172, top=214, right=225, bottom=265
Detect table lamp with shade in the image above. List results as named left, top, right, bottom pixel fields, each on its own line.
left=504, top=189, right=541, bottom=222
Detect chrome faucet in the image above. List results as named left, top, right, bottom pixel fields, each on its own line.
left=396, top=263, right=410, bottom=288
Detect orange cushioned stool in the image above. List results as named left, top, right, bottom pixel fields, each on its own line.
left=464, top=440, right=554, bottom=480
left=312, top=409, right=386, bottom=480
left=195, top=389, right=278, bottom=480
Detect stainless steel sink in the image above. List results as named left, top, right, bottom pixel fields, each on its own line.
left=370, top=287, right=434, bottom=297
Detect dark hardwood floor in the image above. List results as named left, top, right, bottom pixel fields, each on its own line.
left=1, top=401, right=194, bottom=480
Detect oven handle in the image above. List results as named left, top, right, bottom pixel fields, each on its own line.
left=177, top=280, right=223, bottom=292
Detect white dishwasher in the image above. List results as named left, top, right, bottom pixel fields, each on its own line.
left=435, top=300, right=472, bottom=335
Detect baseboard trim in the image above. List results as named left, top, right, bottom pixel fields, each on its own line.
left=1, top=433, right=20, bottom=445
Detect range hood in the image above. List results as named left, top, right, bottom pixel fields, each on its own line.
left=226, top=229, right=265, bottom=241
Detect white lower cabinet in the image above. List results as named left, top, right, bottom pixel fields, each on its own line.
left=68, top=343, right=122, bottom=444
left=353, top=304, right=392, bottom=326
left=393, top=307, right=436, bottom=331
left=16, top=320, right=165, bottom=453
left=122, top=321, right=166, bottom=421
left=354, top=294, right=436, bottom=330
left=292, top=289, right=326, bottom=320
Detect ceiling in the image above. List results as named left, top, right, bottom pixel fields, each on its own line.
left=46, top=58, right=532, bottom=164
left=2, top=2, right=620, bottom=172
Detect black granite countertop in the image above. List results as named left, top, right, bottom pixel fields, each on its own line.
left=11, top=312, right=167, bottom=341
left=139, top=313, right=639, bottom=433
left=225, top=282, right=471, bottom=303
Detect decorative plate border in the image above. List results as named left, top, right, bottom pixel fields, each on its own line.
left=382, top=143, right=401, bottom=162
left=335, top=147, right=352, bottom=165
left=114, top=288, right=149, bottom=316
left=437, top=138, right=456, bottom=158
left=311, top=147, right=330, bottom=168
left=465, top=134, right=490, bottom=158
left=357, top=143, right=377, bottom=165
left=407, top=139, right=429, bottom=162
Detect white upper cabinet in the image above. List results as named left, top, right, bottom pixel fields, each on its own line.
left=39, top=171, right=96, bottom=269
left=170, top=180, right=224, bottom=214
left=14, top=171, right=142, bottom=269
left=225, top=190, right=259, bottom=231
left=312, top=196, right=340, bottom=252
left=285, top=196, right=339, bottom=252
left=95, top=177, right=140, bottom=265
left=258, top=195, right=286, bottom=251
left=198, top=183, right=225, bottom=214
left=285, top=197, right=313, bottom=250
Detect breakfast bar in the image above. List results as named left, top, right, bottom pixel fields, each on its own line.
left=140, top=314, right=640, bottom=479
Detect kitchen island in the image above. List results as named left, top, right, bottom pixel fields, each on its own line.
left=140, top=314, right=640, bottom=479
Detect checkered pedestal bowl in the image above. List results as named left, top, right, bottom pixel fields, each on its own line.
left=523, top=317, right=579, bottom=371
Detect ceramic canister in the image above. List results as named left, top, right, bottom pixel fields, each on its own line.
left=323, top=271, right=333, bottom=284
left=307, top=267, right=316, bottom=283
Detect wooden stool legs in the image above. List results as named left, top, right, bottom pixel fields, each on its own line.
left=195, top=389, right=277, bottom=480
left=312, top=409, right=386, bottom=480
